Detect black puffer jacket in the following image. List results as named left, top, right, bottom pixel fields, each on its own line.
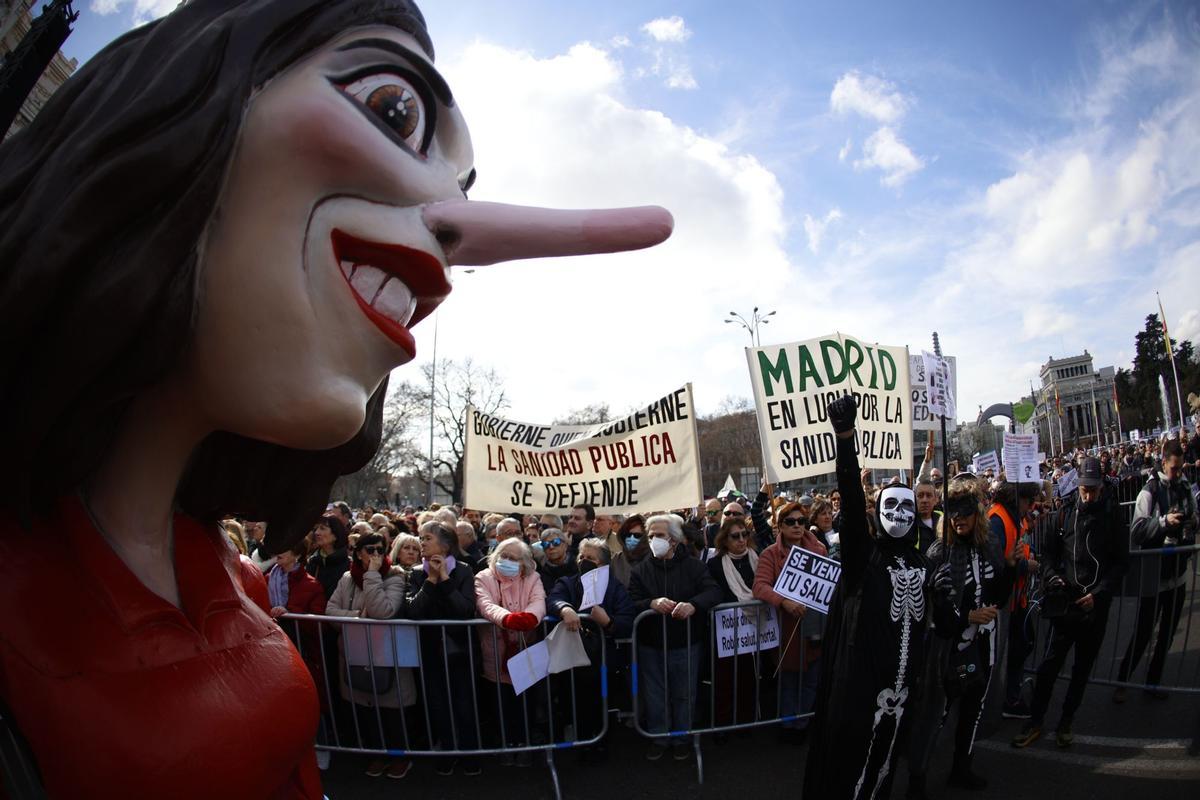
left=306, top=547, right=350, bottom=603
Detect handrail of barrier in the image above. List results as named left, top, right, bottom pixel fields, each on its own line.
left=279, top=611, right=608, bottom=800
left=628, top=599, right=817, bottom=784
left=1021, top=536, right=1199, bottom=699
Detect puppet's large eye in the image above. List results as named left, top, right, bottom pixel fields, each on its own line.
left=342, top=73, right=427, bottom=152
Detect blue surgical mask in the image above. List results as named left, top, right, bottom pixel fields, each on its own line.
left=487, top=540, right=498, bottom=553
left=625, top=536, right=641, bottom=552
left=531, top=541, right=544, bottom=554
left=496, top=559, right=521, bottom=578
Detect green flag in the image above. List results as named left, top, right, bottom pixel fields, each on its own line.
left=1013, top=401, right=1035, bottom=425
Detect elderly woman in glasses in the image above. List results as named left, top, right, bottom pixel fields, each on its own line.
left=752, top=501, right=827, bottom=742
left=537, top=527, right=578, bottom=593
left=326, top=531, right=414, bottom=779
left=706, top=516, right=764, bottom=730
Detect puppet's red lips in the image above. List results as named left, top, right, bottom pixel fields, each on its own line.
left=331, top=229, right=451, bottom=352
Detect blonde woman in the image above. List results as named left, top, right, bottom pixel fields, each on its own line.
left=907, top=474, right=1015, bottom=797
left=389, top=532, right=422, bottom=569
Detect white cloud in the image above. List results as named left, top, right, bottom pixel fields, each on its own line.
left=830, top=71, right=909, bottom=123
left=610, top=35, right=632, bottom=49
left=634, top=17, right=697, bottom=90
left=425, top=41, right=794, bottom=420
left=1176, top=309, right=1200, bottom=347
left=641, top=16, right=692, bottom=43
left=89, top=0, right=175, bottom=25
left=854, top=126, right=924, bottom=186
left=803, top=208, right=843, bottom=254
left=838, top=138, right=852, bottom=162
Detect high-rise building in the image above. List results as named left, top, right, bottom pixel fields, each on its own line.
left=1032, top=351, right=1117, bottom=451
left=1, top=0, right=77, bottom=139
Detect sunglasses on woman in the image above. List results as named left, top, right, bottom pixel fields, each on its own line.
left=779, top=517, right=805, bottom=527
left=542, top=537, right=564, bottom=548
left=362, top=545, right=385, bottom=555
left=727, top=531, right=748, bottom=541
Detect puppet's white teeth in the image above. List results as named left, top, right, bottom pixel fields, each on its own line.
left=339, top=260, right=354, bottom=279
left=371, top=278, right=417, bottom=327
left=349, top=264, right=387, bottom=300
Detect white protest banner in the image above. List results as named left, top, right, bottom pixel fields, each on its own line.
left=973, top=451, right=999, bottom=475
left=579, top=565, right=609, bottom=611
left=714, top=605, right=780, bottom=659
left=909, top=354, right=958, bottom=432
left=464, top=385, right=702, bottom=515
left=1002, top=432, right=1040, bottom=483
left=1036, top=452, right=1046, bottom=465
left=920, top=351, right=957, bottom=421
left=747, top=333, right=912, bottom=482
left=1130, top=429, right=1140, bottom=442
left=771, top=546, right=842, bottom=615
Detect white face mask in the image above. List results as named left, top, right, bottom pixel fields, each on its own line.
left=878, top=486, right=916, bottom=539
left=649, top=536, right=671, bottom=559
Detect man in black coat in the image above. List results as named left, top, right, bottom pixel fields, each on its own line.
left=628, top=514, right=722, bottom=761
left=1013, top=457, right=1128, bottom=748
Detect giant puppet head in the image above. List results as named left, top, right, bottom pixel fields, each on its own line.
left=0, top=0, right=671, bottom=550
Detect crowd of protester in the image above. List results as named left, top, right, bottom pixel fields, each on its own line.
left=220, top=426, right=1199, bottom=797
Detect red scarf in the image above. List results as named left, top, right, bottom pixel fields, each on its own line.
left=350, top=556, right=391, bottom=589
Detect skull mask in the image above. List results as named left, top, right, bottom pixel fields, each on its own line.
left=878, top=486, right=916, bottom=539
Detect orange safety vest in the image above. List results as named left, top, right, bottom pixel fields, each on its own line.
left=987, top=503, right=1030, bottom=610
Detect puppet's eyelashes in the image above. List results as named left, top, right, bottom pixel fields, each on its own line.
left=341, top=72, right=428, bottom=152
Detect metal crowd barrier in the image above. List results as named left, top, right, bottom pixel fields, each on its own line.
left=1018, top=543, right=1200, bottom=697
left=628, top=600, right=817, bottom=784
left=1016, top=475, right=1200, bottom=700
left=279, top=612, right=607, bottom=800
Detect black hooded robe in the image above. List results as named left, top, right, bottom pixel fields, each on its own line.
left=803, top=435, right=931, bottom=800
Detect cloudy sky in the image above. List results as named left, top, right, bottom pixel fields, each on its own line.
left=67, top=1, right=1200, bottom=425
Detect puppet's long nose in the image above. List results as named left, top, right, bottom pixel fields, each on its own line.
left=422, top=200, right=673, bottom=266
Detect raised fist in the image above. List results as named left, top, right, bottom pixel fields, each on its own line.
left=828, top=394, right=858, bottom=435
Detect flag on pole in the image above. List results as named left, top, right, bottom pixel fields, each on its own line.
left=1112, top=382, right=1119, bottom=413
left=1158, top=295, right=1175, bottom=364
left=1055, top=385, right=1062, bottom=417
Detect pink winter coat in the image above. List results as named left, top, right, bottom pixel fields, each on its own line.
left=753, top=533, right=827, bottom=672
left=475, top=568, right=546, bottom=684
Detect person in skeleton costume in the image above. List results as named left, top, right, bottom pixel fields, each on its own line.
left=803, top=395, right=943, bottom=800
left=0, top=1, right=671, bottom=796
left=906, top=475, right=1015, bottom=798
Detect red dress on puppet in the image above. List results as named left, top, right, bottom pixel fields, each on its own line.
left=0, top=496, right=322, bottom=799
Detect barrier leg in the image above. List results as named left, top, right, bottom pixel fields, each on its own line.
left=545, top=748, right=562, bottom=800
left=693, top=732, right=704, bottom=785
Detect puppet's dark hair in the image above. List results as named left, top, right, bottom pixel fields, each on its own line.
left=0, top=0, right=432, bottom=553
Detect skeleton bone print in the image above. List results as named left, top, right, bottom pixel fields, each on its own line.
left=853, top=557, right=927, bottom=800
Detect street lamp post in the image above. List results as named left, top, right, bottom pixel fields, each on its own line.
left=724, top=307, right=776, bottom=347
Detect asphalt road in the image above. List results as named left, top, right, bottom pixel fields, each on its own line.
left=320, top=682, right=1199, bottom=800
left=322, top=568, right=1200, bottom=799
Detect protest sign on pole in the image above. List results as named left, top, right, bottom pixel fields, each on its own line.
left=920, top=351, right=957, bottom=421
left=771, top=546, right=843, bottom=615
left=973, top=451, right=1000, bottom=475
left=714, top=605, right=781, bottom=659
left=1056, top=467, right=1079, bottom=498
left=909, top=354, right=958, bottom=432
left=1002, top=432, right=1039, bottom=483
left=464, top=385, right=703, bottom=515
left=747, top=333, right=912, bottom=483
